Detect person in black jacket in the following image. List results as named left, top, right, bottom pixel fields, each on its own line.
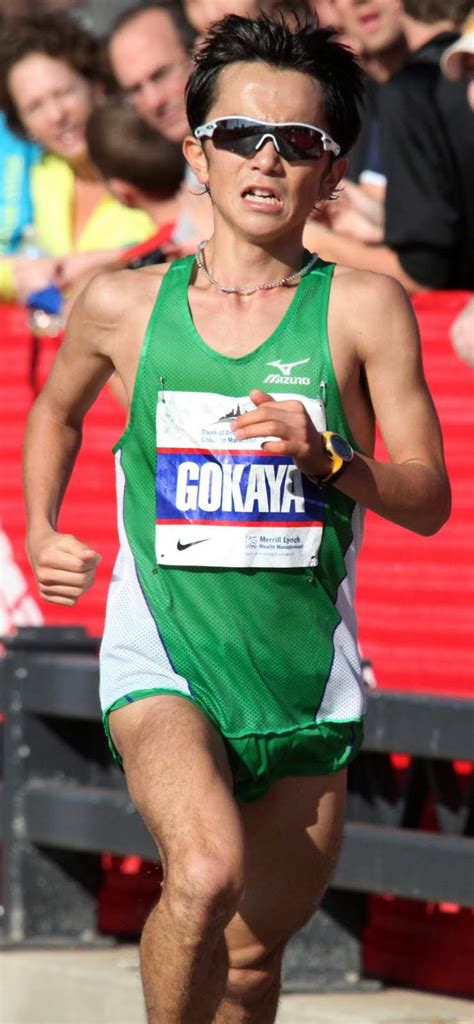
left=305, top=0, right=474, bottom=292
left=380, top=0, right=474, bottom=290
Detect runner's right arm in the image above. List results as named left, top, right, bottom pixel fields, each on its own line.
left=23, top=273, right=122, bottom=605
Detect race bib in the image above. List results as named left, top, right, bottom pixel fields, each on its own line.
left=155, top=391, right=327, bottom=568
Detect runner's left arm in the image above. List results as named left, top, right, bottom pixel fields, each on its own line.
left=232, top=274, right=450, bottom=537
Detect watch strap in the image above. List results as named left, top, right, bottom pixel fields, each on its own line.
left=306, top=431, right=352, bottom=487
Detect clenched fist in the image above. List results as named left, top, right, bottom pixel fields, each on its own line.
left=28, top=530, right=101, bottom=606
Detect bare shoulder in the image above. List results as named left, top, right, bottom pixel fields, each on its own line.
left=331, top=264, right=413, bottom=315
left=330, top=265, right=418, bottom=359
left=71, top=263, right=169, bottom=334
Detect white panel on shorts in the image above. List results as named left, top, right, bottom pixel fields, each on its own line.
left=99, top=452, right=192, bottom=712
left=315, top=504, right=367, bottom=722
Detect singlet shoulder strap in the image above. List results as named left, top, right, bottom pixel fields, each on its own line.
left=303, top=258, right=361, bottom=452
left=157, top=252, right=195, bottom=301
left=112, top=255, right=195, bottom=454
left=135, top=253, right=195, bottom=373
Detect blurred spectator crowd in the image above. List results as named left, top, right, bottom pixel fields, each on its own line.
left=0, top=0, right=473, bottom=361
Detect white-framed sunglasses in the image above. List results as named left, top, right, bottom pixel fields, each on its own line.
left=194, top=115, right=341, bottom=161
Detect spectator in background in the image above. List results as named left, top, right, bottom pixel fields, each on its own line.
left=83, top=95, right=221, bottom=268
left=0, top=13, right=39, bottom=257
left=449, top=295, right=474, bottom=368
left=63, top=96, right=188, bottom=404
left=184, top=0, right=254, bottom=32
left=319, top=0, right=407, bottom=245
left=0, top=11, right=155, bottom=303
left=183, top=0, right=315, bottom=33
left=305, top=0, right=474, bottom=292
left=379, top=0, right=473, bottom=291
left=84, top=96, right=186, bottom=266
left=441, top=10, right=474, bottom=368
left=1, top=0, right=79, bottom=10
left=441, top=7, right=474, bottom=106
left=0, top=109, right=40, bottom=255
left=330, top=0, right=407, bottom=79
left=313, top=0, right=338, bottom=27
left=107, top=1, right=195, bottom=141
left=329, top=0, right=407, bottom=185
left=106, top=1, right=209, bottom=252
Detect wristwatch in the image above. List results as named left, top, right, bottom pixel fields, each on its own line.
left=306, top=431, right=354, bottom=487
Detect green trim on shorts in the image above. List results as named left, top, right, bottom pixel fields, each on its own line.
left=103, top=689, right=364, bottom=803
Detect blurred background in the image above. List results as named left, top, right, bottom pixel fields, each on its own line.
left=0, top=0, right=473, bottom=1017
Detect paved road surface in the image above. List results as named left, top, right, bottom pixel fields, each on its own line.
left=0, top=947, right=472, bottom=1024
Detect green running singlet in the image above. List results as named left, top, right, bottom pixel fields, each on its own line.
left=101, top=254, right=366, bottom=800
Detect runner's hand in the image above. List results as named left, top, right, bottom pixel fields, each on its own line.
left=28, top=530, right=101, bottom=606
left=232, top=389, right=331, bottom=479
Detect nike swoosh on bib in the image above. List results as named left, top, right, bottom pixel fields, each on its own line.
left=177, top=537, right=211, bottom=551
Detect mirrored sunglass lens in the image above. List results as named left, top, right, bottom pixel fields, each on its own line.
left=282, top=127, right=323, bottom=156
left=212, top=122, right=261, bottom=153
left=210, top=120, right=324, bottom=160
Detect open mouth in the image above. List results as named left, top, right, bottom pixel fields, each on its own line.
left=57, top=126, right=83, bottom=146
left=242, top=187, right=282, bottom=207
left=358, top=12, right=381, bottom=32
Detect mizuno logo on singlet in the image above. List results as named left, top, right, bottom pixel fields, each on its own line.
left=264, top=357, right=310, bottom=386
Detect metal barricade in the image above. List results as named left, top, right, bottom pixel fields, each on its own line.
left=1, top=626, right=472, bottom=989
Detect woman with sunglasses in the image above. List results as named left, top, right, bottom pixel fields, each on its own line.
left=0, top=11, right=155, bottom=302
left=24, top=15, right=450, bottom=1024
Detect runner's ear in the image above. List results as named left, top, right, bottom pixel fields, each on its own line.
left=183, top=134, right=209, bottom=189
left=318, top=156, right=348, bottom=203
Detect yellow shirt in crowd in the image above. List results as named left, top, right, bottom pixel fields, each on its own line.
left=0, top=153, right=155, bottom=300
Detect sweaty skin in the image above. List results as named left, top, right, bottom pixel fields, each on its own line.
left=24, top=250, right=450, bottom=604
left=23, top=55, right=450, bottom=1024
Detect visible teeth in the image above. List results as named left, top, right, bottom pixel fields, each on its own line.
left=245, top=189, right=279, bottom=204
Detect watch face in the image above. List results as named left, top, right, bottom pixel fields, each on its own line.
left=330, top=434, right=354, bottom=461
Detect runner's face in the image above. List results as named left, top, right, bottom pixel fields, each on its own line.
left=331, top=0, right=403, bottom=55
left=8, top=53, right=94, bottom=160
left=186, top=62, right=345, bottom=244
left=109, top=9, right=190, bottom=142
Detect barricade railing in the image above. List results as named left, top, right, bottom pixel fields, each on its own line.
left=0, top=626, right=473, bottom=990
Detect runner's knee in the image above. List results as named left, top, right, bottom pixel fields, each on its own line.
left=165, top=845, right=245, bottom=934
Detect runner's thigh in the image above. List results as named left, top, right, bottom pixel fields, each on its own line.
left=109, top=695, right=244, bottom=869
left=225, top=771, right=347, bottom=964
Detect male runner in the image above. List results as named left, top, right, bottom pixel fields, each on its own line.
left=24, top=16, right=450, bottom=1024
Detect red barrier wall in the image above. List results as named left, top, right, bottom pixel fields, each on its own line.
left=357, top=291, right=474, bottom=697
left=1, top=304, right=124, bottom=638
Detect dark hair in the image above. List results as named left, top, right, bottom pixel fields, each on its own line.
left=109, top=0, right=196, bottom=53
left=86, top=96, right=185, bottom=196
left=402, top=0, right=470, bottom=25
left=0, top=11, right=106, bottom=137
left=186, top=14, right=364, bottom=156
